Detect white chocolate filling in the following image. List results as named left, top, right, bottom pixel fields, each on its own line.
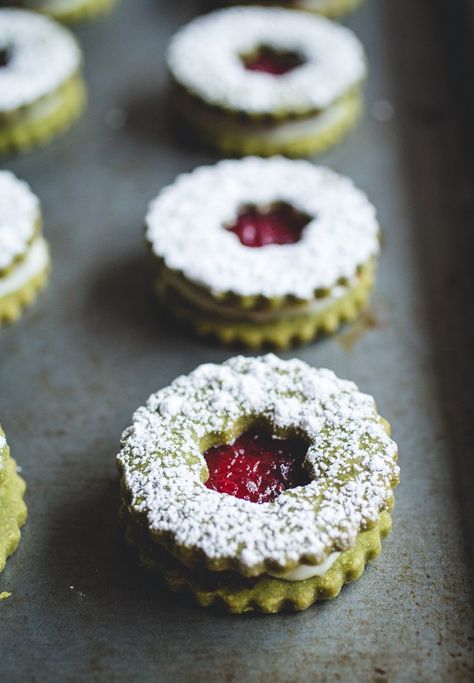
left=182, top=544, right=341, bottom=581
left=268, top=551, right=341, bottom=581
left=174, top=90, right=360, bottom=146
left=2, top=78, right=75, bottom=128
left=0, top=235, right=49, bottom=298
left=0, top=171, right=39, bottom=272
left=158, top=270, right=358, bottom=322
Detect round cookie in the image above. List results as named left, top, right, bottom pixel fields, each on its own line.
left=118, top=354, right=399, bottom=613
left=167, top=7, right=366, bottom=157
left=146, top=157, right=380, bottom=349
left=227, top=0, right=364, bottom=20
left=12, top=0, right=118, bottom=23
left=0, top=8, right=86, bottom=156
left=0, top=427, right=27, bottom=573
left=0, top=171, right=51, bottom=325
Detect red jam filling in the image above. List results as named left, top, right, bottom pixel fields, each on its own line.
left=242, top=46, right=304, bottom=76
left=227, top=202, right=310, bottom=248
left=204, top=428, right=309, bottom=504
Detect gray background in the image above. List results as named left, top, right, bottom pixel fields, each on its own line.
left=1, top=0, right=473, bottom=680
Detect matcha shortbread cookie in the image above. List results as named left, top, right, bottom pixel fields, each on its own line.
left=0, top=9, right=86, bottom=155
left=0, top=427, right=27, bottom=573
left=10, top=0, right=118, bottom=23
left=0, top=171, right=51, bottom=325
left=227, top=0, right=364, bottom=20
left=167, top=7, right=366, bottom=157
left=118, top=355, right=399, bottom=614
left=146, top=157, right=380, bottom=349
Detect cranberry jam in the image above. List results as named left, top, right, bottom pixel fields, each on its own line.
left=204, top=427, right=309, bottom=504
left=227, top=202, right=310, bottom=248
left=242, top=46, right=304, bottom=76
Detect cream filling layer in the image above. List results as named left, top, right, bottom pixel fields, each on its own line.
left=159, top=271, right=355, bottom=323
left=268, top=551, right=341, bottom=581
left=1, top=78, right=76, bottom=127
left=175, top=91, right=359, bottom=145
left=177, top=543, right=341, bottom=582
left=0, top=236, right=49, bottom=298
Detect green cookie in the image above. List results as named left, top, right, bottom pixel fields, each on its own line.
left=124, top=507, right=393, bottom=614
left=0, top=238, right=51, bottom=327
left=0, top=74, right=86, bottom=157
left=154, top=258, right=375, bottom=350
left=22, top=0, right=118, bottom=23
left=227, top=0, right=364, bottom=19
left=173, top=89, right=362, bottom=159
left=0, top=457, right=27, bottom=573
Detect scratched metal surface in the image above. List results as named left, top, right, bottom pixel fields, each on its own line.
left=0, top=0, right=473, bottom=680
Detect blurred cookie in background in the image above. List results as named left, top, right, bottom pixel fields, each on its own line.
left=0, top=171, right=51, bottom=326
left=167, top=7, right=367, bottom=158
left=0, top=9, right=86, bottom=156
left=225, top=0, right=364, bottom=20
left=6, top=0, right=118, bottom=23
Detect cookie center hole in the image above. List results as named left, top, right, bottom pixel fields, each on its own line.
left=226, top=202, right=311, bottom=248
left=204, top=427, right=310, bottom=504
left=0, top=46, right=11, bottom=68
left=241, top=45, right=305, bottom=76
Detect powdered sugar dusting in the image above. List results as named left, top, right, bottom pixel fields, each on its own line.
left=118, top=355, right=399, bottom=574
left=0, top=171, right=39, bottom=272
left=146, top=157, right=379, bottom=300
left=167, top=7, right=366, bottom=115
left=0, top=9, right=81, bottom=112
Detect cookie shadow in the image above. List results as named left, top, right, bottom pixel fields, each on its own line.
left=37, top=477, right=178, bottom=614
left=384, top=0, right=474, bottom=597
left=38, top=469, right=281, bottom=623
left=84, top=250, right=190, bottom=349
left=122, top=87, right=169, bottom=147
left=85, top=247, right=379, bottom=356
left=121, top=82, right=220, bottom=163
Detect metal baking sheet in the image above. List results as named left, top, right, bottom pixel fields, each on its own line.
left=1, top=0, right=473, bottom=680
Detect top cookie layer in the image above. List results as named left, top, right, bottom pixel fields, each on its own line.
left=167, top=7, right=366, bottom=115
left=146, top=157, right=379, bottom=300
left=0, top=8, right=81, bottom=112
left=0, top=171, right=40, bottom=273
left=118, top=355, right=399, bottom=576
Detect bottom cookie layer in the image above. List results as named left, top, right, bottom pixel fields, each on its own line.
left=0, top=74, right=86, bottom=156
left=154, top=261, right=376, bottom=349
left=0, top=237, right=50, bottom=326
left=24, top=0, right=118, bottom=22
left=294, top=0, right=362, bottom=16
left=124, top=509, right=393, bottom=614
left=0, top=458, right=27, bottom=574
left=229, top=0, right=363, bottom=19
left=173, top=89, right=362, bottom=158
